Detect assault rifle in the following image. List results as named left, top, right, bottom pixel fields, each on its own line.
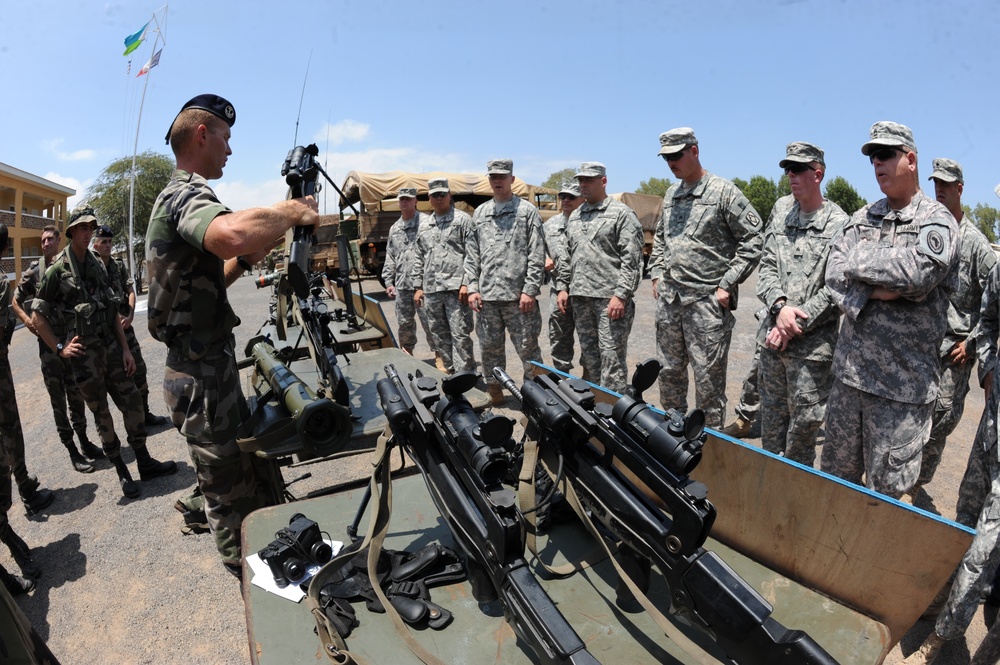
left=374, top=365, right=600, bottom=665
left=493, top=363, right=838, bottom=665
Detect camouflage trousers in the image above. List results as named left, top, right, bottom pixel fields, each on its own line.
left=164, top=344, right=270, bottom=566
left=759, top=349, right=832, bottom=467
left=70, top=339, right=146, bottom=459
left=656, top=295, right=735, bottom=428
left=955, top=412, right=999, bottom=528
left=422, top=290, right=475, bottom=373
left=124, top=325, right=149, bottom=399
left=571, top=295, right=634, bottom=394
left=936, top=471, right=1000, bottom=640
left=0, top=357, right=32, bottom=493
left=918, top=359, right=974, bottom=486
left=477, top=300, right=542, bottom=385
left=547, top=287, right=575, bottom=373
left=733, top=347, right=761, bottom=423
left=394, top=289, right=429, bottom=354
left=38, top=340, right=88, bottom=445
left=820, top=380, right=932, bottom=499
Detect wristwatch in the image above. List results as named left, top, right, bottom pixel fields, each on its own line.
left=770, top=300, right=786, bottom=317
left=56, top=342, right=64, bottom=354
left=237, top=255, right=253, bottom=272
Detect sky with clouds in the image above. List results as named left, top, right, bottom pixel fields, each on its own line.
left=2, top=0, right=1000, bottom=216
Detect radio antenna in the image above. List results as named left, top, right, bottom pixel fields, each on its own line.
left=293, top=51, right=312, bottom=146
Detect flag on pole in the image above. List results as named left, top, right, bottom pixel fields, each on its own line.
left=122, top=22, right=149, bottom=56
left=137, top=49, right=161, bottom=77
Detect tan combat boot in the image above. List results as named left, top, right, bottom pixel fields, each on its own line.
left=901, top=632, right=946, bottom=665
left=487, top=384, right=505, bottom=406
left=720, top=417, right=752, bottom=438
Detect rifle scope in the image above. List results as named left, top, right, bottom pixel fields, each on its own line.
left=612, top=396, right=704, bottom=476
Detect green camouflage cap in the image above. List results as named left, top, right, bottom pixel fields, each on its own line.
left=559, top=181, right=581, bottom=197
left=861, top=121, right=917, bottom=156
left=928, top=158, right=963, bottom=184
left=575, top=162, right=606, bottom=178
left=779, top=141, right=825, bottom=168
left=428, top=178, right=450, bottom=194
left=486, top=158, right=513, bottom=175
left=66, top=205, right=98, bottom=235
left=658, top=127, right=697, bottom=156
left=396, top=187, right=417, bottom=200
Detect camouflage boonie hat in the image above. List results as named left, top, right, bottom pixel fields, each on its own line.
left=928, top=158, right=963, bottom=184
left=779, top=142, right=825, bottom=168
left=486, top=158, right=513, bottom=175
left=397, top=187, right=417, bottom=200
left=164, top=93, right=236, bottom=144
left=428, top=178, right=450, bottom=194
left=559, top=181, right=581, bottom=197
left=658, top=127, right=697, bottom=156
left=66, top=205, right=98, bottom=235
left=575, top=162, right=606, bottom=178
left=861, top=121, right=916, bottom=156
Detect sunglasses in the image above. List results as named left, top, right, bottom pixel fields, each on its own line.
left=662, top=149, right=688, bottom=163
left=784, top=163, right=815, bottom=175
left=430, top=192, right=449, bottom=198
left=869, top=147, right=904, bottom=164
left=558, top=193, right=578, bottom=201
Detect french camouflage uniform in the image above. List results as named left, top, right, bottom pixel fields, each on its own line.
left=15, top=259, right=89, bottom=450
left=820, top=190, right=959, bottom=499
left=147, top=168, right=269, bottom=567
left=382, top=212, right=430, bottom=354
left=106, top=255, right=152, bottom=401
left=543, top=212, right=575, bottom=373
left=756, top=196, right=848, bottom=466
left=34, top=247, right=149, bottom=460
left=648, top=173, right=763, bottom=427
left=918, top=219, right=995, bottom=487
left=556, top=196, right=643, bottom=393
left=412, top=206, right=475, bottom=373
left=0, top=280, right=38, bottom=501
left=466, top=196, right=545, bottom=384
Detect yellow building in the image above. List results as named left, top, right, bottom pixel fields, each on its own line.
left=0, top=161, right=75, bottom=281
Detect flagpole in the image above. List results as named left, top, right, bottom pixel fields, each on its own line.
left=126, top=4, right=168, bottom=290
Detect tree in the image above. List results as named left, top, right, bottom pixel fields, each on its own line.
left=966, top=203, right=1000, bottom=243
left=777, top=174, right=791, bottom=198
left=823, top=176, right=866, bottom=216
left=86, top=151, right=175, bottom=280
left=734, top=175, right=779, bottom=222
left=636, top=177, right=672, bottom=198
left=542, top=168, right=576, bottom=191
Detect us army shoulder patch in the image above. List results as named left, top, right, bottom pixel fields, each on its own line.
left=745, top=210, right=762, bottom=229
left=918, top=224, right=950, bottom=260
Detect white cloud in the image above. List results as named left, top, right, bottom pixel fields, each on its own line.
left=312, top=120, right=370, bottom=146
left=42, top=139, right=97, bottom=162
left=43, top=172, right=91, bottom=210
left=214, top=177, right=290, bottom=213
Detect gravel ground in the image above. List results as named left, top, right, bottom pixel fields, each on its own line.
left=3, top=271, right=991, bottom=664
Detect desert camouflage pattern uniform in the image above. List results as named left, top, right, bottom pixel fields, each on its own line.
left=466, top=196, right=544, bottom=384
left=146, top=169, right=269, bottom=567
left=919, top=219, right=995, bottom=486
left=15, top=259, right=89, bottom=448
left=107, top=255, right=151, bottom=399
left=821, top=190, right=958, bottom=498
left=756, top=196, right=848, bottom=465
left=382, top=212, right=429, bottom=353
left=412, top=206, right=475, bottom=372
left=543, top=212, right=574, bottom=372
left=0, top=279, right=33, bottom=504
left=648, top=173, right=762, bottom=427
left=34, top=247, right=147, bottom=460
left=556, top=196, right=643, bottom=393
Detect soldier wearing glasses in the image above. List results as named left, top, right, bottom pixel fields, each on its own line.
left=756, top=142, right=848, bottom=466
left=648, top=127, right=763, bottom=427
left=821, top=121, right=958, bottom=499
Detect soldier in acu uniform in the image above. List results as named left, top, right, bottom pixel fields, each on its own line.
left=465, top=159, right=545, bottom=405
left=648, top=128, right=763, bottom=428
left=32, top=207, right=177, bottom=499
left=92, top=224, right=168, bottom=427
left=821, top=121, right=959, bottom=499
left=542, top=181, right=583, bottom=374
left=412, top=178, right=475, bottom=374
left=382, top=187, right=430, bottom=355
left=12, top=224, right=101, bottom=473
left=556, top=162, right=643, bottom=393
left=147, top=94, right=318, bottom=575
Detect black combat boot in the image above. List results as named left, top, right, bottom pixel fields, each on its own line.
left=0, top=563, right=35, bottom=595
left=65, top=440, right=94, bottom=473
left=142, top=394, right=168, bottom=427
left=16, top=474, right=39, bottom=497
left=134, top=445, right=177, bottom=481
left=0, top=526, right=41, bottom=579
left=77, top=431, right=104, bottom=460
left=21, top=487, right=54, bottom=516
left=111, top=456, right=140, bottom=499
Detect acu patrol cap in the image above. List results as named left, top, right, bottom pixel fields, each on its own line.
left=66, top=205, right=99, bottom=236
left=164, top=94, right=236, bottom=144
left=397, top=187, right=418, bottom=200
left=559, top=181, right=581, bottom=197
left=779, top=142, right=825, bottom=168
left=575, top=162, right=607, bottom=178
left=929, top=158, right=963, bottom=184
left=861, top=121, right=916, bottom=156
left=658, top=127, right=697, bottom=156
left=486, top=159, right=513, bottom=175
left=428, top=178, right=450, bottom=194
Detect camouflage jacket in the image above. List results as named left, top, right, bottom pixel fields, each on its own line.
left=412, top=207, right=471, bottom=294
left=381, top=212, right=425, bottom=291
left=0, top=279, right=13, bottom=357
left=756, top=196, right=848, bottom=361
left=146, top=169, right=239, bottom=360
left=940, top=218, right=996, bottom=355
left=826, top=190, right=959, bottom=404
left=13, top=258, right=45, bottom=320
left=543, top=212, right=570, bottom=286
left=648, top=172, right=762, bottom=309
left=105, top=256, right=135, bottom=318
left=556, top=197, right=643, bottom=301
left=465, top=196, right=544, bottom=300
left=34, top=246, right=116, bottom=343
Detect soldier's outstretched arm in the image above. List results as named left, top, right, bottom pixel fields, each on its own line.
left=203, top=196, right=318, bottom=260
